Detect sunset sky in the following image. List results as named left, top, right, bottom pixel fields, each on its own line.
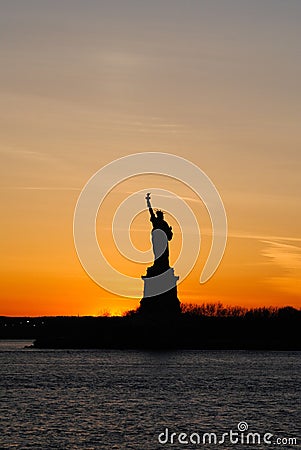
left=1, top=0, right=300, bottom=316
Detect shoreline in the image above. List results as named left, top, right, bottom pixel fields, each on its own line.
left=1, top=308, right=300, bottom=350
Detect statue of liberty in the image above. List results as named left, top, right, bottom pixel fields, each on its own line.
left=139, top=192, right=180, bottom=315
left=145, top=193, right=173, bottom=276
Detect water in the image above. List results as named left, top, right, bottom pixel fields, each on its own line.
left=0, top=341, right=300, bottom=449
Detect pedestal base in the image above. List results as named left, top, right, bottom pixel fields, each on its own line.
left=139, top=267, right=181, bottom=316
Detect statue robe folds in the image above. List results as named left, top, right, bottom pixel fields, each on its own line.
left=148, top=206, right=173, bottom=275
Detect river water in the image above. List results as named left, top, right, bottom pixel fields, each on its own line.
left=0, top=341, right=299, bottom=449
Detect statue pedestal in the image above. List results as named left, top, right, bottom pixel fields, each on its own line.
left=139, top=268, right=181, bottom=316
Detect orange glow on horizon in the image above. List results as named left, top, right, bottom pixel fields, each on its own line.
left=1, top=2, right=300, bottom=316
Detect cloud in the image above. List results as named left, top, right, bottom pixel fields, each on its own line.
left=261, top=240, right=301, bottom=270
left=228, top=231, right=301, bottom=243
left=1, top=186, right=80, bottom=191
left=261, top=239, right=301, bottom=295
left=0, top=148, right=60, bottom=164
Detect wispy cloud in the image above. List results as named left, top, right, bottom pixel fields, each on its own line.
left=261, top=239, right=301, bottom=295
left=0, top=148, right=61, bottom=164
left=99, top=112, right=188, bottom=135
left=228, top=231, right=301, bottom=243
left=261, top=240, right=301, bottom=270
left=1, top=186, right=80, bottom=191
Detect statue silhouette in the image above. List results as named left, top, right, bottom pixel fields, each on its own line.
left=139, top=193, right=181, bottom=316
left=146, top=193, right=173, bottom=276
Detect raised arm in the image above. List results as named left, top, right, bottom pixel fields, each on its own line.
left=145, top=193, right=156, bottom=221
